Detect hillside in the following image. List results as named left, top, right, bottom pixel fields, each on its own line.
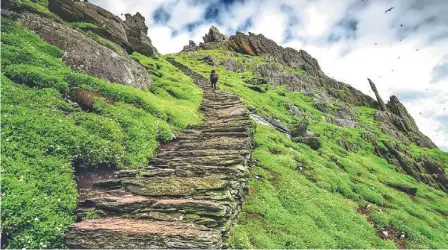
left=1, top=0, right=447, bottom=249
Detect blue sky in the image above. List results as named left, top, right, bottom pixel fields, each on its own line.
left=92, top=0, right=448, bottom=151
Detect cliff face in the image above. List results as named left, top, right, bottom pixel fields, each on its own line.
left=2, top=1, right=448, bottom=249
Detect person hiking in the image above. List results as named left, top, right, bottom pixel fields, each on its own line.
left=210, top=70, right=218, bottom=90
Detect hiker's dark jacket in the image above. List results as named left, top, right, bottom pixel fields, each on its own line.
left=210, top=72, right=218, bottom=83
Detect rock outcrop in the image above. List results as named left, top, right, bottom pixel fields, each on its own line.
left=20, top=13, right=152, bottom=89
left=375, top=141, right=447, bottom=192
left=182, top=40, right=198, bottom=52
left=203, top=26, right=227, bottom=43
left=124, top=13, right=159, bottom=57
left=252, top=63, right=378, bottom=108
left=227, top=32, right=324, bottom=77
left=48, top=0, right=159, bottom=57
left=249, top=113, right=289, bottom=136
left=368, top=78, right=387, bottom=111
left=386, top=96, right=437, bottom=148
left=64, top=59, right=253, bottom=248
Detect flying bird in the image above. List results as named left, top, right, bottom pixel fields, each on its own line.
left=416, top=49, right=419, bottom=51
left=385, top=7, right=394, bottom=13
left=400, top=24, right=403, bottom=27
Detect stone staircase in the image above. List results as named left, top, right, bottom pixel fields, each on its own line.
left=64, top=59, right=253, bottom=248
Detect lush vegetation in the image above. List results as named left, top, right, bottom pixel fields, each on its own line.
left=1, top=19, right=202, bottom=248
left=173, top=50, right=448, bottom=249
left=2, top=1, right=447, bottom=248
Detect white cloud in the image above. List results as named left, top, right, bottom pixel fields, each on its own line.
left=90, top=0, right=448, bottom=151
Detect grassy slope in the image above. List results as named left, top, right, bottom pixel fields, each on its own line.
left=173, top=50, right=448, bottom=249
left=1, top=19, right=202, bottom=248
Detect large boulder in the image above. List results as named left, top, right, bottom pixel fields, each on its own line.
left=249, top=114, right=289, bottom=136
left=48, top=0, right=158, bottom=57
left=20, top=13, right=152, bottom=89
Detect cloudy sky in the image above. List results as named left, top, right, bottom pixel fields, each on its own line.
left=91, top=0, right=448, bottom=151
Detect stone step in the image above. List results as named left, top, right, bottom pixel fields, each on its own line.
left=121, top=175, right=230, bottom=197
left=151, top=155, right=246, bottom=167
left=155, top=149, right=250, bottom=158
left=176, top=131, right=250, bottom=140
left=157, top=138, right=251, bottom=151
left=77, top=189, right=232, bottom=227
left=65, top=218, right=222, bottom=249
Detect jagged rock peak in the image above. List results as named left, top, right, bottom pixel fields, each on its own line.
left=368, top=78, right=387, bottom=111
left=203, top=26, right=227, bottom=43
left=379, top=95, right=438, bottom=149
left=227, top=31, right=324, bottom=77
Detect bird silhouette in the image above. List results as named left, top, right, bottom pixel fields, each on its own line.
left=416, top=49, right=419, bottom=51
left=385, top=7, right=394, bottom=13
left=400, top=24, right=403, bottom=27
left=375, top=43, right=377, bottom=45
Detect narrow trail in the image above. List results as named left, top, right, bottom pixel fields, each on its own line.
left=65, top=59, right=253, bottom=248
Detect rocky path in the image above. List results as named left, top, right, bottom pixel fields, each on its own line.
left=65, top=59, right=252, bottom=248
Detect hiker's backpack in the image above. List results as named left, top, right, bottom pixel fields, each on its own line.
left=211, top=73, right=218, bottom=82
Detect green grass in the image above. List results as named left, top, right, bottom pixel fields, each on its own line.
left=7, top=0, right=62, bottom=21
left=1, top=19, right=202, bottom=248
left=173, top=51, right=448, bottom=249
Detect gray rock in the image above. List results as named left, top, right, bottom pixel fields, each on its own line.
left=202, top=55, right=219, bottom=66
left=375, top=141, right=446, bottom=191
left=368, top=78, right=387, bottom=111
left=285, top=103, right=305, bottom=119
left=290, top=119, right=309, bottom=137
left=20, top=13, right=152, bottom=89
left=48, top=0, right=159, bottom=57
left=292, top=136, right=321, bottom=150
left=203, top=26, right=227, bottom=43
left=182, top=40, right=197, bottom=52
left=245, top=77, right=268, bottom=85
left=227, top=31, right=323, bottom=77
left=329, top=118, right=356, bottom=128
left=124, top=12, right=159, bottom=57
left=250, top=114, right=289, bottom=136
left=374, top=96, right=438, bottom=149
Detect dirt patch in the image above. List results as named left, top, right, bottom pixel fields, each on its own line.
left=247, top=212, right=266, bottom=225
left=376, top=226, right=407, bottom=249
left=357, top=203, right=407, bottom=249
left=71, top=87, right=115, bottom=111
left=247, top=187, right=257, bottom=196
left=75, top=167, right=118, bottom=189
